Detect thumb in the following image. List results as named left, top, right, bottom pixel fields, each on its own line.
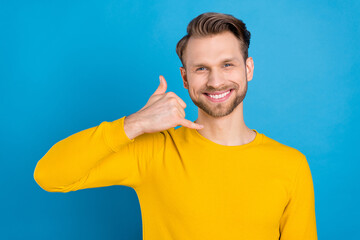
left=152, top=75, right=167, bottom=96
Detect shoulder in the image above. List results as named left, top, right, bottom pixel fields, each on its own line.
left=262, top=134, right=305, bottom=156
left=260, top=133, right=308, bottom=169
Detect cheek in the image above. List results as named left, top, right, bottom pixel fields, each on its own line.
left=228, top=69, right=243, bottom=78
left=187, top=77, right=202, bottom=92
left=232, top=71, right=247, bottom=84
left=188, top=84, right=203, bottom=100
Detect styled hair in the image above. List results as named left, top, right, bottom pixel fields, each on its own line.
left=176, top=12, right=251, bottom=69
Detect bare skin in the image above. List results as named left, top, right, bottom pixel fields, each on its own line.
left=124, top=31, right=255, bottom=146
left=123, top=75, right=204, bottom=140
left=179, top=31, right=256, bottom=146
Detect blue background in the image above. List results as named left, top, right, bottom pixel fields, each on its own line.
left=1, top=0, right=359, bottom=239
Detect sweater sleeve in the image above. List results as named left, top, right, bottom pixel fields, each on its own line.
left=279, top=155, right=318, bottom=239
left=33, top=116, right=164, bottom=192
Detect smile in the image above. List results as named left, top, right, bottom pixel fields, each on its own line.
left=204, top=89, right=233, bottom=102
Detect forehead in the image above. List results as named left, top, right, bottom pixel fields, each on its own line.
left=185, top=31, right=244, bottom=67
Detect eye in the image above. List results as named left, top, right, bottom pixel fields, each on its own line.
left=224, top=63, right=233, bottom=67
left=196, top=67, right=206, bottom=71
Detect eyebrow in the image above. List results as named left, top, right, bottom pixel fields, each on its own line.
left=190, top=57, right=239, bottom=68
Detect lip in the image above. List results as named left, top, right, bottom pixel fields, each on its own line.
left=203, top=89, right=233, bottom=102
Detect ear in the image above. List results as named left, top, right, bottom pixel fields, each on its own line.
left=180, top=66, right=189, bottom=89
left=245, top=57, right=254, bottom=82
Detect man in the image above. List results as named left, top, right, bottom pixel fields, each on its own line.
left=34, top=12, right=317, bottom=239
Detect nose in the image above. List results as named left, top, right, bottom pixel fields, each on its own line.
left=206, top=68, right=226, bottom=90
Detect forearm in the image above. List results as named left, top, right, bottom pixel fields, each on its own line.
left=33, top=116, right=133, bottom=192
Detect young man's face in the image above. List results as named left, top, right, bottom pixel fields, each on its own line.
left=180, top=31, right=254, bottom=118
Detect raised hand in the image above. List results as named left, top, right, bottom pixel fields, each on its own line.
left=124, top=75, right=204, bottom=139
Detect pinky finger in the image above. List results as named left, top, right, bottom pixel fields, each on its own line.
left=180, top=119, right=204, bottom=129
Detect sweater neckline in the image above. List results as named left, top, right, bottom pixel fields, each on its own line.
left=188, top=127, right=263, bottom=150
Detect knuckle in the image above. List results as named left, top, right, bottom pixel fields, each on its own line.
left=166, top=91, right=175, bottom=97
left=171, top=107, right=178, bottom=114
left=168, top=97, right=178, bottom=104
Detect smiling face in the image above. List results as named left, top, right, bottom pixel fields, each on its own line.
left=180, top=31, right=254, bottom=118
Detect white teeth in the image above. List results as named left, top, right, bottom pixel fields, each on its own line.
left=209, top=90, right=230, bottom=99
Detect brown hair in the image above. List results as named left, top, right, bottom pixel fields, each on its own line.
left=176, top=12, right=251, bottom=69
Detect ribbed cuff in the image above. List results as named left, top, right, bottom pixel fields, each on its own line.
left=103, top=116, right=135, bottom=152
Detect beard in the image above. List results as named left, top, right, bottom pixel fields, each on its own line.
left=188, top=76, right=248, bottom=118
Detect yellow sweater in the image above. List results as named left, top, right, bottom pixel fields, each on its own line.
left=34, top=116, right=317, bottom=240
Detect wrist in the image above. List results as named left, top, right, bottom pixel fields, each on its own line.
left=123, top=113, right=145, bottom=140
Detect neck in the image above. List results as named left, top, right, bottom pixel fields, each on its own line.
left=194, top=103, right=256, bottom=146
